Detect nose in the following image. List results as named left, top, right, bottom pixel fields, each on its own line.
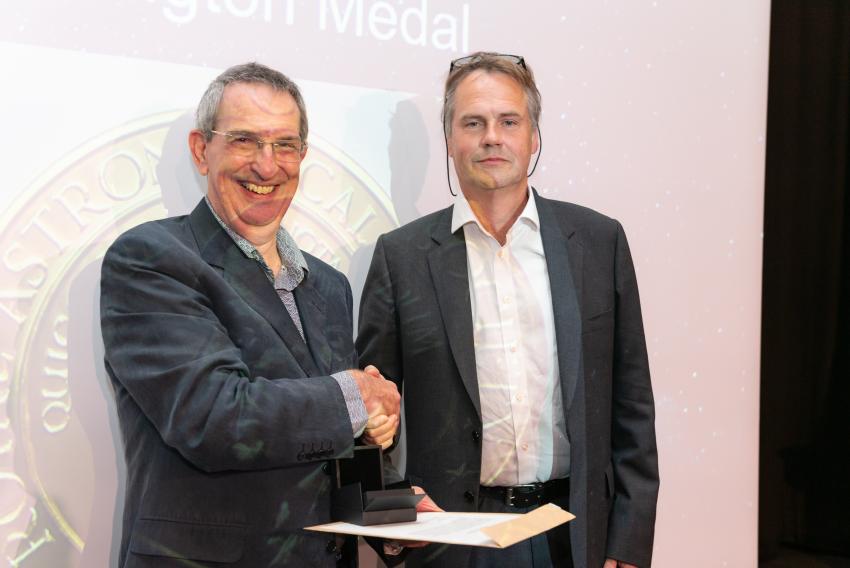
left=251, top=142, right=279, bottom=179
left=481, top=122, right=502, bottom=146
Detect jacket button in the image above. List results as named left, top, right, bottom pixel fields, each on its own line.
left=326, top=540, right=337, bottom=553
left=471, top=430, right=481, bottom=442
left=464, top=490, right=475, bottom=503
left=322, top=462, right=331, bottom=475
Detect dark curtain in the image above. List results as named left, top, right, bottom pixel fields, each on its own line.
left=760, top=0, right=850, bottom=560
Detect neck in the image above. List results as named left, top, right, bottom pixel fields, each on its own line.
left=209, top=200, right=283, bottom=273
left=253, top=237, right=282, bottom=274
left=236, top=224, right=281, bottom=274
left=462, top=186, right=529, bottom=246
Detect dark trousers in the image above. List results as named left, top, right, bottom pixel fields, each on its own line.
left=402, top=487, right=574, bottom=568
left=466, top=488, right=574, bottom=568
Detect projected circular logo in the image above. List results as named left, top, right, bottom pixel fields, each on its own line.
left=0, top=111, right=397, bottom=565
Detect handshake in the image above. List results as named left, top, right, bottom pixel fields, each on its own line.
left=351, top=364, right=401, bottom=449
left=350, top=364, right=444, bottom=543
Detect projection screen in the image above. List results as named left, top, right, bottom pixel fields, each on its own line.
left=0, top=1, right=769, bottom=566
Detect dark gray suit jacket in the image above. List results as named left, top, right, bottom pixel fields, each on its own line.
left=356, top=191, right=659, bottom=568
left=101, top=200, right=360, bottom=567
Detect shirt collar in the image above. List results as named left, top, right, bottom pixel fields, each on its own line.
left=450, top=186, right=540, bottom=236
left=204, top=197, right=308, bottom=290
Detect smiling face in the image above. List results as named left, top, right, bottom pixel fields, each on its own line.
left=447, top=70, right=539, bottom=201
left=189, top=82, right=306, bottom=240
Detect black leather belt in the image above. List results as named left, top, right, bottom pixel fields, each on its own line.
left=479, top=477, right=570, bottom=508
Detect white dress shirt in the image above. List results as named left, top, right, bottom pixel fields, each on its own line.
left=451, top=189, right=570, bottom=486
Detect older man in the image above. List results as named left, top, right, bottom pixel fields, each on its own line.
left=357, top=52, right=659, bottom=567
left=100, top=62, right=402, bottom=567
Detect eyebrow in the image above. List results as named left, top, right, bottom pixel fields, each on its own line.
left=458, top=111, right=525, bottom=121
left=225, top=129, right=258, bottom=136
left=226, top=129, right=301, bottom=141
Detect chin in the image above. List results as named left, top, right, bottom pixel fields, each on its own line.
left=239, top=199, right=289, bottom=222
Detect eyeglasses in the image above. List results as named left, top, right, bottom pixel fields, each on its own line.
left=449, top=53, right=526, bottom=72
left=210, top=130, right=306, bottom=163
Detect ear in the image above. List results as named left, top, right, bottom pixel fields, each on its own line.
left=188, top=129, right=209, bottom=175
left=531, top=126, right=540, bottom=155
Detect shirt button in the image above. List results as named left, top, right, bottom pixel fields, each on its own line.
left=521, top=443, right=529, bottom=451
left=515, top=393, right=523, bottom=402
left=510, top=345, right=517, bottom=353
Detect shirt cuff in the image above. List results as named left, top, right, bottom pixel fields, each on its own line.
left=331, top=370, right=369, bottom=436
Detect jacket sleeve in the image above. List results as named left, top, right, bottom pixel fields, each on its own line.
left=605, top=221, right=660, bottom=568
left=355, top=235, right=408, bottom=470
left=100, top=228, right=355, bottom=473
left=356, top=235, right=403, bottom=391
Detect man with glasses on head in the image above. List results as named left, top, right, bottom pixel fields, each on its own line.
left=358, top=52, right=659, bottom=567
left=100, top=62, right=413, bottom=567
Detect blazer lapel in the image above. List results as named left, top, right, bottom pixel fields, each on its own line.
left=427, top=209, right=482, bottom=421
left=535, top=191, right=583, bottom=411
left=293, top=270, right=332, bottom=375
left=188, top=201, right=321, bottom=377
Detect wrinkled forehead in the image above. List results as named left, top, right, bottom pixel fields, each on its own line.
left=218, top=82, right=296, bottom=115
left=217, top=82, right=300, bottom=133
left=452, top=70, right=529, bottom=115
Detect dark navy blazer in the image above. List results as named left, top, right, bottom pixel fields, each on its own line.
left=101, top=200, right=360, bottom=567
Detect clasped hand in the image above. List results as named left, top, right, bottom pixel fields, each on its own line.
left=352, top=365, right=400, bottom=449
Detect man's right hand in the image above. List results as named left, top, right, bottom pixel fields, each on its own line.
left=352, top=365, right=400, bottom=448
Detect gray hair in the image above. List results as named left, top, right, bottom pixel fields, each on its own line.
left=442, top=52, right=541, bottom=136
left=196, top=62, right=308, bottom=142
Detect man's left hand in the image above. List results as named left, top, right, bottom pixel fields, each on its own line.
left=413, top=485, right=442, bottom=513
left=603, top=559, right=638, bottom=568
left=383, top=486, right=443, bottom=555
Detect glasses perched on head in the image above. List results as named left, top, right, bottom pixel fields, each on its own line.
left=210, top=130, right=306, bottom=163
left=449, top=53, right=526, bottom=72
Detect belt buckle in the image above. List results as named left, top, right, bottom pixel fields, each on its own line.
left=505, top=483, right=542, bottom=507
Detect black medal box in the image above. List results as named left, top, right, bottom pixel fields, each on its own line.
left=331, top=445, right=424, bottom=525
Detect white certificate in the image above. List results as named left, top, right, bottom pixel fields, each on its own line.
left=305, top=503, right=575, bottom=548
